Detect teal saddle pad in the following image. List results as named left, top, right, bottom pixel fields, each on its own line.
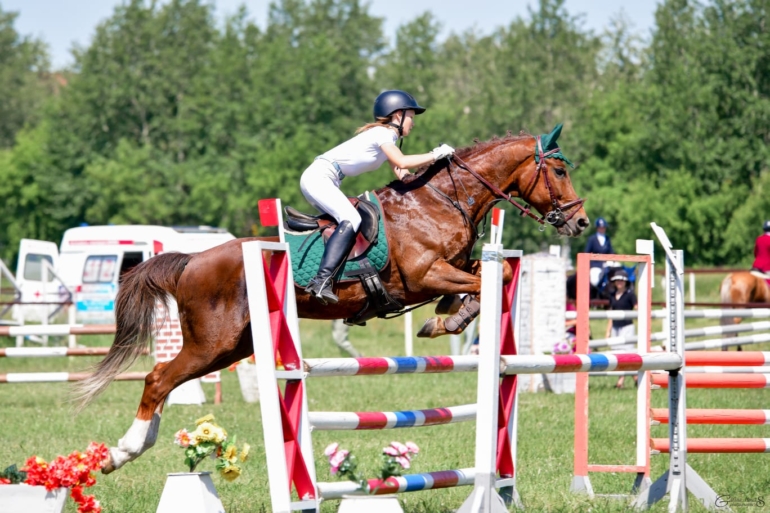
left=286, top=194, right=389, bottom=288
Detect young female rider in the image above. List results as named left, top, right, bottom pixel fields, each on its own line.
left=301, top=90, right=455, bottom=305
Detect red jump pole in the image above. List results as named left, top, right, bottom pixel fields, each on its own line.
left=652, top=438, right=770, bottom=453
left=652, top=408, right=770, bottom=425
left=652, top=373, right=770, bottom=388
left=684, top=351, right=770, bottom=367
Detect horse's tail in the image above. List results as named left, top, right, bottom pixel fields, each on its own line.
left=719, top=273, right=740, bottom=330
left=74, top=252, right=192, bottom=410
left=720, top=273, right=733, bottom=305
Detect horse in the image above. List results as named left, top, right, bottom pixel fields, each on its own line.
left=720, top=271, right=770, bottom=306
left=719, top=271, right=770, bottom=348
left=75, top=126, right=589, bottom=473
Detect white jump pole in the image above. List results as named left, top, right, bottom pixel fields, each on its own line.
left=405, top=310, right=413, bottom=356
left=689, top=272, right=696, bottom=308
left=457, top=243, right=508, bottom=513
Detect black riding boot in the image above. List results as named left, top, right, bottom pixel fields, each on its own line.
left=305, top=221, right=357, bottom=305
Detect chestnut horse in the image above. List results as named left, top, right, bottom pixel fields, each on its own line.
left=719, top=272, right=770, bottom=344
left=720, top=272, right=770, bottom=306
left=76, top=128, right=589, bottom=473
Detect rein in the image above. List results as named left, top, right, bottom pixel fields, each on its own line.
left=450, top=135, right=585, bottom=228
left=416, top=167, right=480, bottom=241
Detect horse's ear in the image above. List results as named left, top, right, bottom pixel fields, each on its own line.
left=541, top=123, right=564, bottom=150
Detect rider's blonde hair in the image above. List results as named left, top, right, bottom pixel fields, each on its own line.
left=355, top=116, right=392, bottom=134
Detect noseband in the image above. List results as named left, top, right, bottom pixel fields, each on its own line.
left=450, top=135, right=585, bottom=228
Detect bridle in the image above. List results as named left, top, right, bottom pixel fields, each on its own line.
left=450, top=135, right=585, bottom=228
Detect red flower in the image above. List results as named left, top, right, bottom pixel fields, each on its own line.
left=20, top=442, right=107, bottom=511
left=71, top=485, right=101, bottom=513
left=23, top=456, right=52, bottom=489
left=0, top=478, right=10, bottom=484
left=84, top=443, right=109, bottom=469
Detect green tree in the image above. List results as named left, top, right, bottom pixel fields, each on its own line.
left=0, top=4, right=50, bottom=148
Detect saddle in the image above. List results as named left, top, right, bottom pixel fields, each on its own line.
left=284, top=196, right=379, bottom=258
left=284, top=194, right=401, bottom=325
left=750, top=269, right=770, bottom=287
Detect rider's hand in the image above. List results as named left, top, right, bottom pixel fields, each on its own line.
left=431, top=143, right=455, bottom=162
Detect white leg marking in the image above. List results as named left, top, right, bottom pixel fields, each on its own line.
left=109, top=410, right=162, bottom=470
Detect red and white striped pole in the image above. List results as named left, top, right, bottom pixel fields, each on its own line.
left=490, top=208, right=505, bottom=245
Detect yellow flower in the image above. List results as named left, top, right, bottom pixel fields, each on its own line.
left=195, top=414, right=215, bottom=426
left=212, top=426, right=227, bottom=443
left=239, top=443, right=250, bottom=462
left=220, top=464, right=241, bottom=482
left=193, top=422, right=226, bottom=444
left=224, top=445, right=238, bottom=463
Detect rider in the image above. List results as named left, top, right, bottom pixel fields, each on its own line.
left=751, top=220, right=770, bottom=274
left=301, top=90, right=455, bottom=305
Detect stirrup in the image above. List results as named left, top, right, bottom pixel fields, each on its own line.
left=305, top=277, right=339, bottom=305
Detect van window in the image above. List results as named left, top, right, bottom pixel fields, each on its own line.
left=83, top=255, right=118, bottom=283
left=119, top=252, right=144, bottom=281
left=23, top=254, right=55, bottom=282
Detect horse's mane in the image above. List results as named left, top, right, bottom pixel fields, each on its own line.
left=453, top=130, right=533, bottom=161
left=385, top=130, right=533, bottom=187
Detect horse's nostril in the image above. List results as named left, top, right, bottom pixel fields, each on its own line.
left=577, top=217, right=589, bottom=228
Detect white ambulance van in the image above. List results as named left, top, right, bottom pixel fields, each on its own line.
left=15, top=225, right=235, bottom=323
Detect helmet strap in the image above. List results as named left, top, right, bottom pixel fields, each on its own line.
left=387, top=110, right=406, bottom=149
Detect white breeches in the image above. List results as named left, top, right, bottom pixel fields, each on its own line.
left=300, top=160, right=361, bottom=231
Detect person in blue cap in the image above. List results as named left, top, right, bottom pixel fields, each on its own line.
left=584, top=217, right=615, bottom=286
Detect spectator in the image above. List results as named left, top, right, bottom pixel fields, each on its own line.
left=751, top=220, right=770, bottom=274
left=331, top=319, right=361, bottom=357
left=604, top=270, right=637, bottom=388
left=584, top=217, right=615, bottom=287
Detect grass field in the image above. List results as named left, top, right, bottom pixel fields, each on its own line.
left=2, top=271, right=770, bottom=512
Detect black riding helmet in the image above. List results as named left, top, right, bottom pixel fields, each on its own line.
left=764, top=220, right=770, bottom=232
left=373, top=90, right=426, bottom=119
left=373, top=90, right=426, bottom=147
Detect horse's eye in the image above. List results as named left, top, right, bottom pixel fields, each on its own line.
left=554, top=167, right=566, bottom=177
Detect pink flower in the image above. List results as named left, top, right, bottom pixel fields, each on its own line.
left=323, top=443, right=339, bottom=458
left=382, top=446, right=399, bottom=457
left=329, top=450, right=348, bottom=475
left=405, top=442, right=419, bottom=455
left=174, top=429, right=191, bottom=448
left=389, top=441, right=408, bottom=455
left=329, top=450, right=348, bottom=468
left=395, top=456, right=411, bottom=469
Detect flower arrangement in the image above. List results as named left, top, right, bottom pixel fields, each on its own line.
left=552, top=340, right=575, bottom=355
left=0, top=442, right=108, bottom=513
left=174, top=414, right=249, bottom=481
left=324, top=441, right=419, bottom=493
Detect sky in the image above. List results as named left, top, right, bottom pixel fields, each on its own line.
left=5, top=0, right=662, bottom=69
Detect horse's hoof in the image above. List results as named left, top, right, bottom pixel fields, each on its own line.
left=435, top=295, right=463, bottom=315
left=101, top=457, right=116, bottom=475
left=417, top=317, right=445, bottom=338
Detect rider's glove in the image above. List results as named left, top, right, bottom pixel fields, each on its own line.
left=431, top=143, right=455, bottom=162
